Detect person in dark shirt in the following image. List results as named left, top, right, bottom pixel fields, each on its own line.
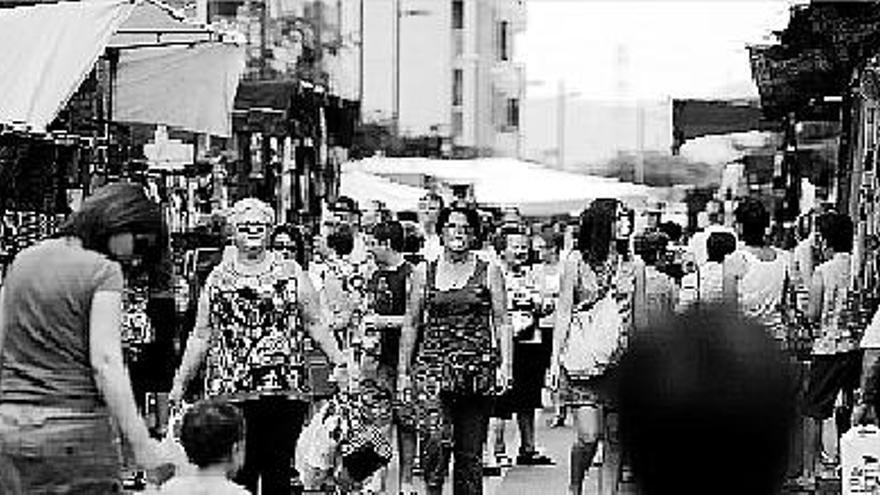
left=366, top=220, right=418, bottom=494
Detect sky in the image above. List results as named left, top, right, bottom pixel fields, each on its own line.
left=518, top=0, right=801, bottom=101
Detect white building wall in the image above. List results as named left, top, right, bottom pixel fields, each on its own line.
left=362, top=0, right=524, bottom=156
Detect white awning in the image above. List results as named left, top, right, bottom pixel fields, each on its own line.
left=346, top=157, right=654, bottom=215
left=0, top=0, right=134, bottom=130
left=340, top=169, right=429, bottom=213
left=113, top=43, right=245, bottom=137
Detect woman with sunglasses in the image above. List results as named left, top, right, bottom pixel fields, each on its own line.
left=169, top=198, right=347, bottom=495
left=398, top=205, right=513, bottom=495
left=0, top=183, right=169, bottom=492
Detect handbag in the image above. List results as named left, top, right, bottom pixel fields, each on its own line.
left=560, top=259, right=625, bottom=379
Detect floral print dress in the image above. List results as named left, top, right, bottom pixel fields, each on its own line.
left=203, top=255, right=308, bottom=401
left=413, top=259, right=500, bottom=444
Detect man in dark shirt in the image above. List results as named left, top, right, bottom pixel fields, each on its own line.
left=366, top=220, right=418, bottom=494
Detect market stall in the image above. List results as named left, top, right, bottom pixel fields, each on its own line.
left=345, top=157, right=655, bottom=216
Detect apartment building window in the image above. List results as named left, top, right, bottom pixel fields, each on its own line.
left=452, top=0, right=464, bottom=29
left=505, top=98, right=520, bottom=129
left=498, top=21, right=509, bottom=61
left=453, top=69, right=464, bottom=107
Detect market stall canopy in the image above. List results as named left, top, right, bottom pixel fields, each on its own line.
left=340, top=169, right=429, bottom=213
left=113, top=43, right=245, bottom=137
left=110, top=0, right=245, bottom=137
left=0, top=0, right=134, bottom=130
left=346, top=157, right=655, bottom=216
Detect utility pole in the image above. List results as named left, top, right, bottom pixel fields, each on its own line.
left=557, top=80, right=565, bottom=170
left=635, top=101, right=645, bottom=184
left=393, top=0, right=401, bottom=136
left=359, top=0, right=364, bottom=109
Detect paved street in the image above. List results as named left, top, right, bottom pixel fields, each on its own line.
left=384, top=408, right=637, bottom=495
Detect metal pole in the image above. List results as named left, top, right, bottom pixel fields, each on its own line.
left=393, top=0, right=401, bottom=136
left=557, top=80, right=565, bottom=170
left=635, top=102, right=645, bottom=184
left=359, top=0, right=364, bottom=108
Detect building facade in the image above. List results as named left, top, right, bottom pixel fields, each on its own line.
left=362, top=0, right=526, bottom=158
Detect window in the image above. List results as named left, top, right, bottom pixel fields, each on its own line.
left=452, top=0, right=464, bottom=29
left=499, top=21, right=509, bottom=61
left=505, top=98, right=520, bottom=129
left=453, top=69, right=463, bottom=107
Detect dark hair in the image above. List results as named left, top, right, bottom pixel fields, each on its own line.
left=658, top=221, right=683, bottom=244
left=272, top=225, right=305, bottom=264
left=634, top=231, right=669, bottom=266
left=734, top=198, right=769, bottom=247
left=538, top=228, right=564, bottom=252
left=373, top=220, right=405, bottom=252
left=421, top=192, right=445, bottom=210
left=435, top=206, right=482, bottom=240
left=57, top=182, right=163, bottom=256
left=397, top=210, right=419, bottom=223
left=180, top=399, right=245, bottom=468
left=618, top=306, right=795, bottom=495
left=327, top=224, right=355, bottom=256
left=400, top=220, right=424, bottom=254
left=57, top=182, right=169, bottom=290
left=819, top=212, right=853, bottom=253
left=578, top=200, right=616, bottom=264
left=706, top=232, right=736, bottom=263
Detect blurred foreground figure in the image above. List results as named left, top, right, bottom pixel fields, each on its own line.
left=617, top=305, right=796, bottom=495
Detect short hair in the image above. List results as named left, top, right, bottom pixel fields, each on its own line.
left=618, top=306, right=795, bottom=495
left=658, top=221, right=683, bottom=244
left=373, top=220, right=405, bottom=252
left=578, top=199, right=616, bottom=264
left=537, top=228, right=564, bottom=252
left=180, top=399, right=245, bottom=468
left=227, top=198, right=274, bottom=227
left=634, top=231, right=669, bottom=266
left=435, top=205, right=482, bottom=240
left=706, top=232, right=736, bottom=263
left=327, top=224, right=355, bottom=256
left=734, top=198, right=769, bottom=247
left=397, top=210, right=419, bottom=223
left=819, top=212, right=853, bottom=253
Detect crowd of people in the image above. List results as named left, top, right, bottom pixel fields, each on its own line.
left=4, top=183, right=880, bottom=495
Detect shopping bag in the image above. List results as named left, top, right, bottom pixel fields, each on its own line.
left=560, top=293, right=624, bottom=379
left=335, top=392, right=393, bottom=484
left=295, top=401, right=344, bottom=490
left=841, top=424, right=880, bottom=494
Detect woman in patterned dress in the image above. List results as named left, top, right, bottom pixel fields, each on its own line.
left=169, top=198, right=347, bottom=495
left=549, top=201, right=621, bottom=495
left=398, top=205, right=513, bottom=495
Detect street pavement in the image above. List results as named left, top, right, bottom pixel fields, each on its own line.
left=384, top=408, right=637, bottom=495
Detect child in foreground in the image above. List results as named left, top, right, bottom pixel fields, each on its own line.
left=159, top=399, right=250, bottom=495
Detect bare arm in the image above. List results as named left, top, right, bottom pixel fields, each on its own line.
left=298, top=266, right=346, bottom=367
left=632, top=258, right=647, bottom=332
left=488, top=263, right=512, bottom=374
left=170, top=288, right=212, bottom=399
left=552, top=255, right=577, bottom=368
left=862, top=349, right=880, bottom=403
left=398, top=264, right=426, bottom=376
left=90, top=291, right=153, bottom=463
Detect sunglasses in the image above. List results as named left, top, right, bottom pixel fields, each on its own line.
left=236, top=223, right=269, bottom=235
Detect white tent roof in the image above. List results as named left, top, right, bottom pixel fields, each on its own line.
left=339, top=169, right=429, bottom=213
left=345, top=157, right=653, bottom=215
left=0, top=0, right=134, bottom=130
